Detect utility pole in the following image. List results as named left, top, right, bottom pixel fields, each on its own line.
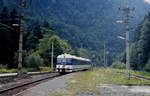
left=118, top=6, right=135, bottom=80
left=18, top=0, right=27, bottom=71
left=51, top=42, right=54, bottom=70
left=103, top=41, right=109, bottom=67
left=104, top=42, right=106, bottom=67
left=106, top=51, right=109, bottom=67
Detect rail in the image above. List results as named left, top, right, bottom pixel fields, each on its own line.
left=0, top=72, right=60, bottom=96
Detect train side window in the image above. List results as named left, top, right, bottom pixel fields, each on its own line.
left=67, top=58, right=71, bottom=63
left=72, top=59, right=76, bottom=65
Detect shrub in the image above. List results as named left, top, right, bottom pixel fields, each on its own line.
left=0, top=64, right=8, bottom=69
left=145, top=59, right=150, bottom=72
left=18, top=69, right=28, bottom=74
left=25, top=53, right=44, bottom=68
left=111, top=61, right=125, bottom=69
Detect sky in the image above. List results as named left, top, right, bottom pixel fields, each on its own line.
left=145, top=0, right=150, bottom=3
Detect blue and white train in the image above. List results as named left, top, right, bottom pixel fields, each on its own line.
left=56, top=53, right=91, bottom=73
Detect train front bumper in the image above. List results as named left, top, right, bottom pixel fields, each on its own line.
left=56, top=68, right=72, bottom=72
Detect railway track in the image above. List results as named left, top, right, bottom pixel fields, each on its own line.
left=131, top=74, right=150, bottom=81
left=117, top=72, right=150, bottom=81
left=0, top=72, right=60, bottom=96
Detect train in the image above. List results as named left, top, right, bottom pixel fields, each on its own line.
left=56, top=53, right=91, bottom=73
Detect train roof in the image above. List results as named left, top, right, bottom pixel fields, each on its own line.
left=57, top=53, right=91, bottom=62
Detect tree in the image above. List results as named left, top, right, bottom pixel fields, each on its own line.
left=24, top=21, right=54, bottom=51
left=0, top=7, right=12, bottom=67
left=25, top=20, right=42, bottom=50
left=76, top=48, right=90, bottom=58
left=37, top=33, right=72, bottom=66
left=9, top=8, right=20, bottom=67
left=0, top=7, right=20, bottom=68
left=111, top=61, right=125, bottom=69
left=145, top=59, right=150, bottom=72
left=130, top=13, right=150, bottom=70
left=130, top=43, right=139, bottom=70
left=43, top=20, right=50, bottom=28
left=24, top=53, right=44, bottom=68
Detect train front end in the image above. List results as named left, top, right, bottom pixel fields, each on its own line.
left=56, top=54, right=73, bottom=73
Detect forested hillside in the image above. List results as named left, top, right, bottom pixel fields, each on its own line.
left=1, top=0, right=150, bottom=67
left=0, top=6, right=90, bottom=68
left=26, top=0, right=150, bottom=51
left=0, top=7, right=21, bottom=68
left=130, top=13, right=150, bottom=71
left=112, top=13, right=150, bottom=72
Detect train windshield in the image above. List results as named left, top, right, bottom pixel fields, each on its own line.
left=57, top=58, right=65, bottom=63
left=57, top=58, right=71, bottom=65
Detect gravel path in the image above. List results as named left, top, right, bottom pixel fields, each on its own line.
left=16, top=72, right=150, bottom=96
left=16, top=73, right=74, bottom=96
left=78, top=84, right=150, bottom=96
left=97, top=84, right=150, bottom=96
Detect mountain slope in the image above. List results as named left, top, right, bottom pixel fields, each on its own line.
left=27, top=0, right=150, bottom=50
left=1, top=0, right=150, bottom=64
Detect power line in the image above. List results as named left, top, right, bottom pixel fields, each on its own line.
left=0, top=22, right=18, bottom=32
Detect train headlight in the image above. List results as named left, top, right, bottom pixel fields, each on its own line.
left=62, top=65, right=65, bottom=68
left=57, top=66, right=60, bottom=68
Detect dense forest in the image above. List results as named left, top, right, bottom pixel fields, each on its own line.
left=112, top=13, right=150, bottom=72
left=130, top=13, right=150, bottom=71
left=0, top=0, right=150, bottom=70
left=0, top=6, right=90, bottom=68
left=0, top=7, right=19, bottom=68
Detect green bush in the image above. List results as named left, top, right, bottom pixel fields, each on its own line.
left=0, top=64, right=8, bottom=69
left=18, top=69, right=28, bottom=74
left=25, top=53, right=44, bottom=68
left=145, top=59, right=150, bottom=72
left=111, top=61, right=125, bottom=69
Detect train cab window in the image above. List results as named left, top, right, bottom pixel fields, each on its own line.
left=62, top=58, right=66, bottom=62
left=57, top=58, right=62, bottom=63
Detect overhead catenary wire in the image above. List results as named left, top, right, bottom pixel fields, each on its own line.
left=0, top=22, right=18, bottom=32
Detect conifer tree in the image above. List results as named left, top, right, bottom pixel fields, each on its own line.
left=0, top=7, right=19, bottom=68
left=130, top=13, right=150, bottom=70
left=0, top=7, right=12, bottom=66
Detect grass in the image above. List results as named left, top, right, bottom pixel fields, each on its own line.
left=0, top=68, right=18, bottom=73
left=66, top=71, right=100, bottom=96
left=0, top=67, right=53, bottom=73
left=114, top=68, right=150, bottom=78
left=39, top=67, right=53, bottom=72
left=52, top=68, right=150, bottom=96
left=131, top=70, right=150, bottom=78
